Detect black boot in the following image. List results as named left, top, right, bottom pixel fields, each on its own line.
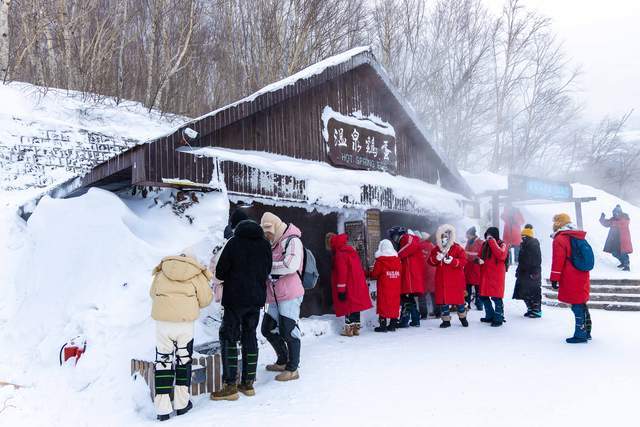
left=176, top=401, right=193, bottom=416
left=459, top=317, right=469, bottom=327
left=439, top=320, right=451, bottom=328
left=388, top=319, right=398, bottom=332
left=374, top=318, right=388, bottom=333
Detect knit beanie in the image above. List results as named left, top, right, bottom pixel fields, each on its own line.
left=552, top=213, right=571, bottom=232
left=521, top=223, right=534, bottom=238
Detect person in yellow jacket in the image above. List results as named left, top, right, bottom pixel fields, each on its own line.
left=150, top=254, right=213, bottom=421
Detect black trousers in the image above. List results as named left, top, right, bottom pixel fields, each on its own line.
left=345, top=312, right=361, bottom=324
left=219, top=306, right=260, bottom=384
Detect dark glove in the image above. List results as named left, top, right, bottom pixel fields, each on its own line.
left=551, top=281, right=559, bottom=290
left=338, top=292, right=347, bottom=301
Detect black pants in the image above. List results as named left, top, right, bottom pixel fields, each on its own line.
left=219, top=306, right=260, bottom=384
left=465, top=284, right=482, bottom=309
left=345, top=312, right=361, bottom=324
left=261, top=311, right=301, bottom=372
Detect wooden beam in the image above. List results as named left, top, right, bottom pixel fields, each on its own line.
left=575, top=200, right=584, bottom=230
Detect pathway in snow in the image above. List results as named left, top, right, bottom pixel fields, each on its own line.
left=164, top=277, right=637, bottom=427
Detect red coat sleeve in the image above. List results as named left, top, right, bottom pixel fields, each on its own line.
left=398, top=236, right=422, bottom=258
left=427, top=247, right=441, bottom=267
left=550, top=237, right=566, bottom=282
left=489, top=239, right=508, bottom=261
left=450, top=245, right=468, bottom=270
left=371, top=259, right=383, bottom=280
left=334, top=253, right=349, bottom=294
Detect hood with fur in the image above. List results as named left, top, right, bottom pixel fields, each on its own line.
left=375, top=239, right=398, bottom=258
left=436, top=224, right=456, bottom=252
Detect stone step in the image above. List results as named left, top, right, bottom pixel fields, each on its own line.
left=544, top=291, right=640, bottom=303
left=542, top=299, right=640, bottom=312
left=542, top=284, right=640, bottom=294
left=546, top=279, right=640, bottom=287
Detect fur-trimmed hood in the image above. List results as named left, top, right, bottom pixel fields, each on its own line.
left=436, top=224, right=456, bottom=252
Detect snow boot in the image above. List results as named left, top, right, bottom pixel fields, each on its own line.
left=266, top=363, right=286, bottom=372
left=211, top=383, right=239, bottom=401
left=490, top=320, right=503, bottom=327
left=176, top=401, right=193, bottom=416
left=622, top=266, right=630, bottom=271
left=340, top=324, right=354, bottom=337
left=353, top=323, right=361, bottom=336
left=238, top=381, right=256, bottom=397
left=275, top=370, right=300, bottom=382
left=439, top=320, right=451, bottom=328
left=459, top=317, right=469, bottom=327
left=410, top=319, right=421, bottom=327
left=374, top=318, right=388, bottom=333
left=529, top=311, right=542, bottom=318
left=566, top=336, right=588, bottom=344
left=157, top=414, right=171, bottom=422
left=480, top=317, right=494, bottom=323
left=388, top=319, right=398, bottom=332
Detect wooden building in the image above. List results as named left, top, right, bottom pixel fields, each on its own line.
left=46, top=46, right=474, bottom=316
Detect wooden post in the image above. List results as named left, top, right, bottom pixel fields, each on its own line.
left=492, top=193, right=500, bottom=227
left=575, top=200, right=584, bottom=230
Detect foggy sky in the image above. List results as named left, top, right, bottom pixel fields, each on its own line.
left=485, top=0, right=640, bottom=128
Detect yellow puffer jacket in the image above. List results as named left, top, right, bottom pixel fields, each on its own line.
left=150, top=255, right=213, bottom=322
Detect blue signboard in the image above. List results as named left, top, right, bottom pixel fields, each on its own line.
left=508, top=175, right=573, bottom=201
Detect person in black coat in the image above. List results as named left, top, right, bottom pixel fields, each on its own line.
left=213, top=219, right=272, bottom=400
left=512, top=224, right=542, bottom=318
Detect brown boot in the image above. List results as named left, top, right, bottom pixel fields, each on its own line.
left=211, top=383, right=239, bottom=401
left=237, top=381, right=256, bottom=397
left=266, top=363, right=286, bottom=372
left=352, top=323, right=361, bottom=336
left=340, top=324, right=354, bottom=337
left=275, top=370, right=300, bottom=382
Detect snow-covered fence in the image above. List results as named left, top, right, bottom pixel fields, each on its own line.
left=131, top=354, right=221, bottom=400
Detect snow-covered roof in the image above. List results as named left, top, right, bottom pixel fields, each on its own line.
left=157, top=46, right=472, bottom=197
left=183, top=147, right=466, bottom=218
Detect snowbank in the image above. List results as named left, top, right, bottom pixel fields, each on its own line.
left=185, top=147, right=466, bottom=218
left=0, top=82, right=186, bottom=190
left=0, top=187, right=228, bottom=423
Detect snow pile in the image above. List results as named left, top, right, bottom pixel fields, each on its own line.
left=460, top=171, right=639, bottom=279
left=0, top=187, right=228, bottom=423
left=0, top=82, right=186, bottom=190
left=184, top=147, right=466, bottom=218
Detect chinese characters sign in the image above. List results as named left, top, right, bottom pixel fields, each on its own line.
left=325, top=117, right=397, bottom=174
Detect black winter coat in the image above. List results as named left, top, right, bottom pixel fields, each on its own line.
left=513, top=236, right=542, bottom=300
left=216, top=220, right=272, bottom=308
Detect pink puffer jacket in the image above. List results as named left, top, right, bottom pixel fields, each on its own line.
left=266, top=224, right=305, bottom=304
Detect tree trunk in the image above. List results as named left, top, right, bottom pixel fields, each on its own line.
left=0, top=0, right=10, bottom=81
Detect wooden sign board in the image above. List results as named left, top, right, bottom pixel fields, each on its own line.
left=344, top=220, right=368, bottom=268
left=365, top=209, right=381, bottom=268
left=326, top=118, right=397, bottom=174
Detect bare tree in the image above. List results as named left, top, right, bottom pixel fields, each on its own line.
left=0, top=0, right=10, bottom=81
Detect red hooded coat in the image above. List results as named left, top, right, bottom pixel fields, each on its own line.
left=370, top=256, right=402, bottom=319
left=501, top=208, right=525, bottom=247
left=330, top=234, right=373, bottom=317
left=428, top=243, right=468, bottom=305
left=398, top=234, right=426, bottom=295
left=550, top=230, right=591, bottom=304
left=464, top=237, right=484, bottom=286
left=600, top=216, right=633, bottom=254
left=421, top=240, right=437, bottom=293
left=479, top=238, right=509, bottom=298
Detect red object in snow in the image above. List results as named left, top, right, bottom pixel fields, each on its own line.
left=59, top=336, right=86, bottom=366
left=370, top=255, right=402, bottom=319
left=398, top=234, right=426, bottom=295
left=330, top=234, right=373, bottom=317
left=551, top=230, right=591, bottom=304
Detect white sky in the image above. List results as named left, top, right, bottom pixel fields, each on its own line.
left=485, top=0, right=640, bottom=127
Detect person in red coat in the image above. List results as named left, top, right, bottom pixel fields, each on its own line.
left=478, top=227, right=509, bottom=327
left=327, top=233, right=373, bottom=337
left=370, top=239, right=402, bottom=332
left=501, top=205, right=525, bottom=264
left=397, top=231, right=427, bottom=327
left=600, top=204, right=633, bottom=271
left=427, top=224, right=469, bottom=328
left=464, top=226, right=484, bottom=311
left=550, top=213, right=592, bottom=344
left=417, top=232, right=438, bottom=319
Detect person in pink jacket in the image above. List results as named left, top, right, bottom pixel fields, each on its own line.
left=260, top=212, right=305, bottom=382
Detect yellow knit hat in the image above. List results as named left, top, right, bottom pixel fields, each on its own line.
left=521, top=224, right=534, bottom=238
left=552, top=213, right=571, bottom=232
